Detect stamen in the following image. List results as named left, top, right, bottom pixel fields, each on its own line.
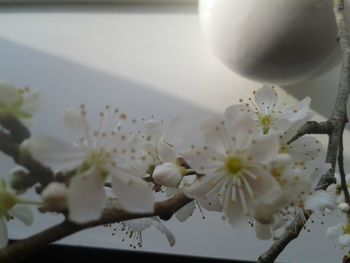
left=239, top=187, right=249, bottom=216
left=241, top=177, right=255, bottom=199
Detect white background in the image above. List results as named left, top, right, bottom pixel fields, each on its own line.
left=0, top=3, right=349, bottom=262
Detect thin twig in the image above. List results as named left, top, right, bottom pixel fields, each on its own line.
left=287, top=120, right=332, bottom=144
left=0, top=114, right=30, bottom=143
left=0, top=120, right=54, bottom=191
left=338, top=115, right=350, bottom=203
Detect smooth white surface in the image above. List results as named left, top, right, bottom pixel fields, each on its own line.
left=0, top=3, right=348, bottom=263
left=199, top=0, right=340, bottom=85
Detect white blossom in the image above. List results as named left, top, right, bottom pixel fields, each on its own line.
left=142, top=114, right=185, bottom=173
left=0, top=82, right=41, bottom=126
left=327, top=223, right=350, bottom=248
left=183, top=106, right=285, bottom=226
left=327, top=172, right=350, bottom=204
left=236, top=84, right=312, bottom=134
left=23, top=106, right=154, bottom=223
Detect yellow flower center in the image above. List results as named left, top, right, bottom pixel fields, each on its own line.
left=0, top=190, right=17, bottom=213
left=90, top=148, right=110, bottom=166
left=259, top=115, right=272, bottom=134
left=225, top=157, right=243, bottom=176
left=78, top=148, right=110, bottom=179
left=343, top=224, right=350, bottom=234
left=279, top=144, right=289, bottom=154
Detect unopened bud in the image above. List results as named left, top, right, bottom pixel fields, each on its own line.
left=42, top=182, right=68, bottom=211
left=10, top=170, right=36, bottom=194
left=153, top=162, right=182, bottom=187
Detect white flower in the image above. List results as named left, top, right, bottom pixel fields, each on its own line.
left=165, top=176, right=197, bottom=222
left=0, top=82, right=41, bottom=125
left=327, top=172, right=350, bottom=204
left=183, top=106, right=284, bottom=226
left=278, top=118, right=322, bottom=170
left=142, top=114, right=185, bottom=174
left=275, top=162, right=335, bottom=221
left=0, top=179, right=33, bottom=248
left=41, top=182, right=68, bottom=211
left=237, top=84, right=312, bottom=134
left=327, top=223, right=350, bottom=247
left=106, top=217, right=175, bottom=248
left=23, top=106, right=154, bottom=223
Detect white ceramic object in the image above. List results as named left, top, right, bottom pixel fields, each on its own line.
left=199, top=0, right=340, bottom=85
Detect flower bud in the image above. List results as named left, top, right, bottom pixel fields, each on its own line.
left=42, top=182, right=68, bottom=211
left=153, top=163, right=182, bottom=187
left=10, top=170, right=36, bottom=194
left=338, top=202, right=350, bottom=213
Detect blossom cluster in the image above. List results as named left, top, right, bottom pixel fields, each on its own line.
left=0, top=82, right=343, bottom=249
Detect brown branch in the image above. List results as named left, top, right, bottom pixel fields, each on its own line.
left=0, top=193, right=192, bottom=263
left=0, top=114, right=30, bottom=143
left=338, top=117, right=350, bottom=203
left=258, top=0, right=350, bottom=262
left=0, top=114, right=55, bottom=191
left=287, top=120, right=332, bottom=144
left=258, top=210, right=310, bottom=263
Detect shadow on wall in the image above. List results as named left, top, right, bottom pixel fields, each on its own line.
left=0, top=37, right=211, bottom=144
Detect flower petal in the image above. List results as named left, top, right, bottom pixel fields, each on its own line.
left=289, top=136, right=322, bottom=162
left=271, top=118, right=293, bottom=133
left=144, top=120, right=162, bottom=145
left=222, top=181, right=245, bottom=227
left=162, top=113, right=185, bottom=146
left=22, top=92, right=41, bottom=115
left=304, top=190, right=335, bottom=212
left=279, top=97, right=313, bottom=123
left=0, top=219, right=8, bottom=248
left=111, top=168, right=154, bottom=213
left=158, top=141, right=176, bottom=163
left=254, top=84, right=277, bottom=115
left=339, top=234, right=350, bottom=246
left=326, top=224, right=343, bottom=239
left=247, top=169, right=280, bottom=199
left=151, top=218, right=176, bottom=247
left=225, top=106, right=259, bottom=149
left=201, top=116, right=230, bottom=155
left=22, top=136, right=86, bottom=172
left=0, top=83, right=17, bottom=105
left=184, top=172, right=226, bottom=198
left=126, top=218, right=152, bottom=232
left=198, top=195, right=223, bottom=212
left=11, top=205, right=33, bottom=226
left=64, top=108, right=92, bottom=147
left=181, top=146, right=224, bottom=173
left=254, top=221, right=272, bottom=240
left=67, top=167, right=106, bottom=223
left=247, top=134, right=279, bottom=164
left=175, top=201, right=195, bottom=222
